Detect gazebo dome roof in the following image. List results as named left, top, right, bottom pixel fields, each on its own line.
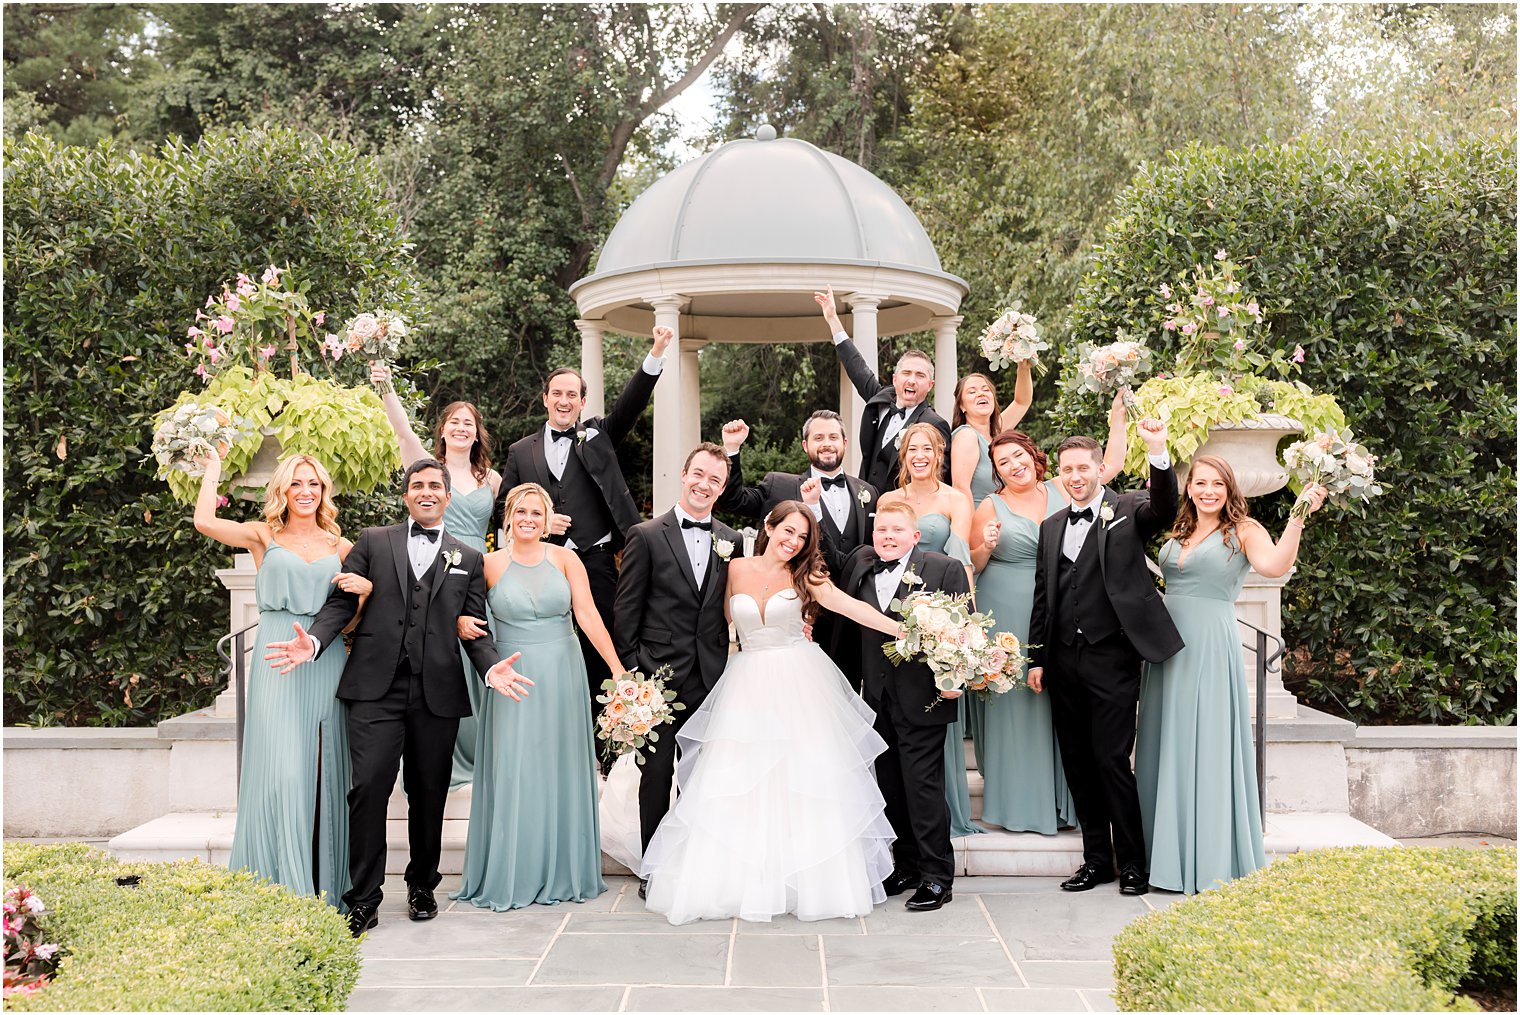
left=587, top=130, right=947, bottom=280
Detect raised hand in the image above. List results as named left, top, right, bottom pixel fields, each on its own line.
left=799, top=476, right=822, bottom=506
left=264, top=622, right=315, bottom=675
left=1137, top=417, right=1169, bottom=454
left=1296, top=482, right=1329, bottom=519
left=370, top=361, right=392, bottom=387
left=458, top=615, right=489, bottom=641
left=982, top=518, right=1001, bottom=550
left=332, top=572, right=372, bottom=596
left=651, top=325, right=674, bottom=358
left=1110, top=389, right=1128, bottom=425
left=485, top=651, right=534, bottom=701
left=813, top=285, right=842, bottom=331
left=721, top=419, right=750, bottom=455
left=547, top=512, right=574, bottom=537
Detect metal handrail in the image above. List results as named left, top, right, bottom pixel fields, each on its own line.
left=215, top=620, right=260, bottom=792
left=1236, top=616, right=1285, bottom=812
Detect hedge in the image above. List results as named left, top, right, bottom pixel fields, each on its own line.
left=3, top=126, right=424, bottom=726
left=1062, top=136, right=1516, bottom=724
left=2, top=843, right=360, bottom=1011
left=1112, top=846, right=1517, bottom=1011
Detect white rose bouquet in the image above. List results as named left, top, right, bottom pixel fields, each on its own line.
left=595, top=665, right=685, bottom=764
left=966, top=630, right=1030, bottom=696
left=979, top=303, right=1050, bottom=373
left=1067, top=336, right=1154, bottom=414
left=883, top=589, right=1015, bottom=702
left=151, top=402, right=252, bottom=479
left=1281, top=428, right=1383, bottom=521
left=341, top=311, right=409, bottom=394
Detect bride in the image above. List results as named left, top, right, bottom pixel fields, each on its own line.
left=639, top=498, right=906, bottom=925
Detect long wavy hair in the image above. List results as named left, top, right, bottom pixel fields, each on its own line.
left=753, top=500, right=829, bottom=622
left=499, top=482, right=555, bottom=549
left=432, top=401, right=493, bottom=486
left=895, top=421, right=947, bottom=492
left=988, top=430, right=1048, bottom=490
left=1171, top=455, right=1250, bottom=555
left=951, top=372, right=1004, bottom=438
left=263, top=454, right=341, bottom=541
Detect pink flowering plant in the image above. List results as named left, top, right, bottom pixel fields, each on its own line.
left=1160, top=251, right=1299, bottom=377
left=183, top=265, right=323, bottom=383
left=3, top=886, right=62, bottom=1001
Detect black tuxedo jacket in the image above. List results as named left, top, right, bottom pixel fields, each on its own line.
left=612, top=510, right=745, bottom=702
left=840, top=544, right=971, bottom=727
left=497, top=364, right=660, bottom=549
left=717, top=452, right=878, bottom=563
left=1028, top=463, right=1185, bottom=668
left=307, top=523, right=500, bottom=718
left=834, top=335, right=953, bottom=491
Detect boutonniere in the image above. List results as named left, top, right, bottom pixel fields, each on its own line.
left=893, top=430, right=905, bottom=449
left=575, top=428, right=588, bottom=445
left=713, top=538, right=735, bottom=561
left=442, top=548, right=462, bottom=568
left=900, top=565, right=923, bottom=587
left=857, top=486, right=872, bottom=506
left=1099, top=502, right=1115, bottom=527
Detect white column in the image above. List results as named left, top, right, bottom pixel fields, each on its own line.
left=649, top=295, right=689, bottom=514
left=1237, top=569, right=1302, bottom=720
left=931, top=315, right=963, bottom=422
left=212, top=553, right=259, bottom=718
left=680, top=341, right=705, bottom=452
left=841, top=293, right=883, bottom=476
left=574, top=319, right=606, bottom=419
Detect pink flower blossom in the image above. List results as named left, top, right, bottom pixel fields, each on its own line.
left=1200, top=294, right=1215, bottom=307
left=195, top=309, right=206, bottom=322
left=205, top=294, right=217, bottom=308
left=203, top=335, right=216, bottom=347
left=213, top=316, right=235, bottom=334
left=322, top=334, right=345, bottom=361
left=216, top=495, right=230, bottom=508
left=258, top=345, right=276, bottom=360
left=33, top=943, right=57, bottom=961
left=1246, top=301, right=1261, bottom=320
left=207, top=345, right=223, bottom=365
left=1233, top=338, right=1245, bottom=351
left=1159, top=283, right=1172, bottom=298
left=235, top=274, right=255, bottom=297
left=313, top=312, right=325, bottom=326
left=1162, top=319, right=1178, bottom=331
left=194, top=363, right=208, bottom=380
left=1218, top=306, right=1231, bottom=318
left=1218, top=385, right=1233, bottom=396
left=1181, top=322, right=1198, bottom=335
left=187, top=325, right=203, bottom=339
left=1215, top=249, right=1228, bottom=261
left=261, top=264, right=281, bottom=285
left=184, top=342, right=197, bottom=354
left=1292, top=345, right=1305, bottom=363
left=225, top=293, right=241, bottom=314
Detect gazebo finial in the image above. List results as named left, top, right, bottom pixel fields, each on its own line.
left=755, top=123, right=778, bottom=141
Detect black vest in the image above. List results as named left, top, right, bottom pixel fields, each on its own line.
left=401, top=553, right=440, bottom=674
left=1054, top=528, right=1121, bottom=646
left=544, top=447, right=616, bottom=549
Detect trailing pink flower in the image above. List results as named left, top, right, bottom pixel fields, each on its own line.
left=313, top=312, right=325, bottom=326
left=224, top=293, right=241, bottom=314
left=1218, top=384, right=1233, bottom=396
left=1233, top=338, right=1245, bottom=351
left=1181, top=322, right=1198, bottom=335
left=187, top=325, right=203, bottom=339
left=258, top=345, right=277, bottom=361
left=194, top=364, right=209, bottom=380
left=261, top=264, right=281, bottom=285
left=213, top=316, right=235, bottom=335
left=1293, top=345, right=1305, bottom=363
left=1162, top=319, right=1178, bottom=331
left=1199, top=294, right=1215, bottom=307
left=1215, top=248, right=1228, bottom=261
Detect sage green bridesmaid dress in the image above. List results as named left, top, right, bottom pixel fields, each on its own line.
left=1135, top=530, right=1267, bottom=894
left=973, top=486, right=1077, bottom=833
left=230, top=543, right=351, bottom=907
left=951, top=424, right=996, bottom=773
left=453, top=556, right=606, bottom=910
left=916, top=512, right=982, bottom=839
left=446, top=484, right=494, bottom=788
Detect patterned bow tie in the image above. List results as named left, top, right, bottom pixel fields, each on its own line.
left=681, top=518, right=713, bottom=532
left=411, top=525, right=440, bottom=543
left=549, top=427, right=576, bottom=443
left=1068, top=507, right=1094, bottom=525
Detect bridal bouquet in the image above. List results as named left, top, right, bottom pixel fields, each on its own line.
left=596, top=665, right=685, bottom=764
left=1067, top=335, right=1153, bottom=414
left=1281, top=428, right=1383, bottom=521
left=979, top=303, right=1050, bottom=372
left=883, top=588, right=1011, bottom=701
left=151, top=402, right=252, bottom=479
left=337, top=311, right=409, bottom=394
left=965, top=630, right=1030, bottom=696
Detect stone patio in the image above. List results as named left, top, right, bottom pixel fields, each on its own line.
left=349, top=874, right=1164, bottom=1013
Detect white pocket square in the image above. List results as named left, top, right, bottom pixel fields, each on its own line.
left=1107, top=516, right=1130, bottom=531
left=448, top=567, right=469, bottom=575
left=583, top=426, right=600, bottom=441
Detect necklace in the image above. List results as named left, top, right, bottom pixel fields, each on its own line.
left=757, top=563, right=791, bottom=596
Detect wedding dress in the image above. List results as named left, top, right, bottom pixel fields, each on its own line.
left=638, top=589, right=895, bottom=924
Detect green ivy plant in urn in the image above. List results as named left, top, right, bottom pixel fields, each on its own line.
left=152, top=265, right=403, bottom=502
left=1122, top=251, right=1344, bottom=496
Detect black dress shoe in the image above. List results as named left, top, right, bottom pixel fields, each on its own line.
left=882, top=869, right=920, bottom=897
left=1060, top=864, right=1115, bottom=892
left=905, top=880, right=952, bottom=911
left=637, top=879, right=648, bottom=900
left=407, top=885, right=438, bottom=921
left=347, top=904, right=378, bottom=937
left=1118, top=866, right=1150, bottom=896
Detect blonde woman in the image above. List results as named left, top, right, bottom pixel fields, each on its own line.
left=453, top=483, right=625, bottom=910
left=876, top=422, right=981, bottom=839
left=193, top=450, right=370, bottom=906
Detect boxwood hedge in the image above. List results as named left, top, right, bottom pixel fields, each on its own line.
left=2, top=842, right=360, bottom=1011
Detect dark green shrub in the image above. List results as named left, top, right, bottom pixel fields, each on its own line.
left=3, top=126, right=424, bottom=726
left=1113, top=846, right=1517, bottom=1012
left=1062, top=136, right=1516, bottom=724
left=2, top=843, right=360, bottom=1011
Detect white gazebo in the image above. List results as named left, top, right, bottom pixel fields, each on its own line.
left=569, top=125, right=969, bottom=511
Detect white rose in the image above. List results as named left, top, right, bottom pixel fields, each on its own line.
left=347, top=313, right=380, bottom=341
left=385, top=317, right=409, bottom=339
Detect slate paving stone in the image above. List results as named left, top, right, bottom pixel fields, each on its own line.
left=979, top=986, right=1090, bottom=1011
left=827, top=986, right=989, bottom=1011
left=981, top=891, right=1149, bottom=961
left=729, top=934, right=823, bottom=987
left=357, top=957, right=536, bottom=988
left=822, top=934, right=1017, bottom=987
left=346, top=986, right=623, bottom=1011
left=530, top=931, right=730, bottom=986
left=1016, top=960, right=1116, bottom=989
left=625, top=987, right=826, bottom=1011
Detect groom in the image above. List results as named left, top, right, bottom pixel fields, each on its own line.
left=613, top=442, right=745, bottom=893
left=840, top=500, right=970, bottom=912
left=1026, top=420, right=1183, bottom=896
left=265, top=459, right=532, bottom=936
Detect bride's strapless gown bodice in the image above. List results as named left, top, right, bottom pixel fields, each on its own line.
left=730, top=591, right=807, bottom=652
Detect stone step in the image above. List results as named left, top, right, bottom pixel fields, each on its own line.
left=108, top=809, right=1396, bottom=880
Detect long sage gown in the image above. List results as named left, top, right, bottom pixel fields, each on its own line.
left=229, top=542, right=351, bottom=907
left=973, top=485, right=1077, bottom=833
left=446, top=484, right=494, bottom=788
left=452, top=556, right=606, bottom=910
left=1135, top=530, right=1267, bottom=893
left=915, top=511, right=981, bottom=839
left=951, top=424, right=997, bottom=775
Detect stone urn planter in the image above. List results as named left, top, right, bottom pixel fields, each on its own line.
left=1181, top=413, right=1303, bottom=498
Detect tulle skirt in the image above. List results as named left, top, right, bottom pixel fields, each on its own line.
left=637, top=641, right=895, bottom=924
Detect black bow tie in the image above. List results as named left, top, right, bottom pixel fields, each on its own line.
left=871, top=556, right=905, bottom=576
left=681, top=518, right=713, bottom=532
left=549, top=427, right=576, bottom=443
left=1068, top=507, right=1094, bottom=525
left=411, top=525, right=441, bottom=543
left=820, top=475, right=847, bottom=491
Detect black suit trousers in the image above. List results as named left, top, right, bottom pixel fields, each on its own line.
left=1045, top=632, right=1145, bottom=874
left=574, top=546, right=619, bottom=699
left=637, top=695, right=702, bottom=852
left=343, top=662, right=460, bottom=911
left=870, top=691, right=954, bottom=885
